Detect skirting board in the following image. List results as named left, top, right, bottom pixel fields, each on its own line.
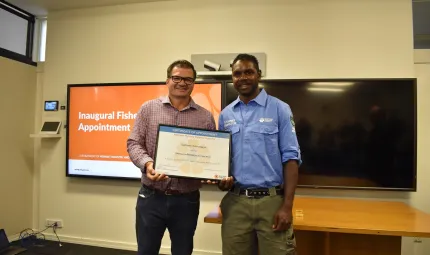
left=43, top=233, right=221, bottom=255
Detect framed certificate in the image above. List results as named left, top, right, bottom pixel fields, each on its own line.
left=153, top=124, right=231, bottom=181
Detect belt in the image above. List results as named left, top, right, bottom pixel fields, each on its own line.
left=143, top=184, right=196, bottom=196
left=230, top=186, right=284, bottom=197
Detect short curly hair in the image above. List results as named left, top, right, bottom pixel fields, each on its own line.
left=231, top=54, right=261, bottom=75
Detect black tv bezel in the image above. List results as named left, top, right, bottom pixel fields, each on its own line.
left=65, top=81, right=227, bottom=182
left=224, top=78, right=418, bottom=192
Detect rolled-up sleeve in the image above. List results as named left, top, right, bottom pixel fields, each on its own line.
left=278, top=102, right=302, bottom=165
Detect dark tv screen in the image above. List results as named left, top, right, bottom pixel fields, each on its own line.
left=225, top=79, right=417, bottom=191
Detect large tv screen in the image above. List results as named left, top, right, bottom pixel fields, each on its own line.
left=225, top=79, right=417, bottom=191
left=66, top=82, right=223, bottom=180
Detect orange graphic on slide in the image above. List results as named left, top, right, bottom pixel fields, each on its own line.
left=68, top=83, right=222, bottom=161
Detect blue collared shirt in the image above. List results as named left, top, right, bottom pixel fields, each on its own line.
left=219, top=89, right=301, bottom=189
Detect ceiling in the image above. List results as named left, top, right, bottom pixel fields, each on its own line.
left=6, top=0, right=171, bottom=16
left=5, top=0, right=430, bottom=47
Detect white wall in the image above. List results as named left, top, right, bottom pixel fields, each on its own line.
left=0, top=56, right=36, bottom=235
left=38, top=0, right=420, bottom=254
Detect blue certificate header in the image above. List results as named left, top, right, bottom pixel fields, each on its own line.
left=160, top=125, right=230, bottom=139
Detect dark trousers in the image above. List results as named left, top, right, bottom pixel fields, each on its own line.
left=135, top=185, right=200, bottom=255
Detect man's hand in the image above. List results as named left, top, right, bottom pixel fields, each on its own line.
left=201, top=180, right=219, bottom=185
left=272, top=206, right=292, bottom=232
left=218, top=176, right=234, bottom=191
left=145, top=162, right=168, bottom=181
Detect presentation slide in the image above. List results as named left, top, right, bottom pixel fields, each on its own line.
left=67, top=82, right=222, bottom=179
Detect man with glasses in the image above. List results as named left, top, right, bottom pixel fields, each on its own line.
left=127, top=59, right=216, bottom=255
left=218, top=53, right=301, bottom=255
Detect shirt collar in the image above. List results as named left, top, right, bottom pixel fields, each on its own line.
left=233, top=88, right=268, bottom=107
left=160, top=96, right=198, bottom=110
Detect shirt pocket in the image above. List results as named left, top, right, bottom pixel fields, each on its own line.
left=229, top=125, right=240, bottom=134
left=249, top=124, right=279, bottom=155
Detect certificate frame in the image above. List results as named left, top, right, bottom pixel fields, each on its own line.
left=153, top=124, right=231, bottom=181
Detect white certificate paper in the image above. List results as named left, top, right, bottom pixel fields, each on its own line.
left=154, top=125, right=231, bottom=181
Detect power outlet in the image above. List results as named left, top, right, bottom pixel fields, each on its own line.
left=46, top=219, right=63, bottom=228
left=414, top=237, right=422, bottom=243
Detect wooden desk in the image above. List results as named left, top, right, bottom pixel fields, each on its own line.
left=204, top=196, right=430, bottom=255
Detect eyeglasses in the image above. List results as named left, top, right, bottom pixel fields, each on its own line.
left=171, top=76, right=195, bottom=85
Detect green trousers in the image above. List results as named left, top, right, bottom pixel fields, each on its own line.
left=220, top=191, right=296, bottom=255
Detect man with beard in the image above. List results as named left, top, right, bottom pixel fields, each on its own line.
left=127, top=59, right=216, bottom=255
left=218, top=54, right=301, bottom=255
